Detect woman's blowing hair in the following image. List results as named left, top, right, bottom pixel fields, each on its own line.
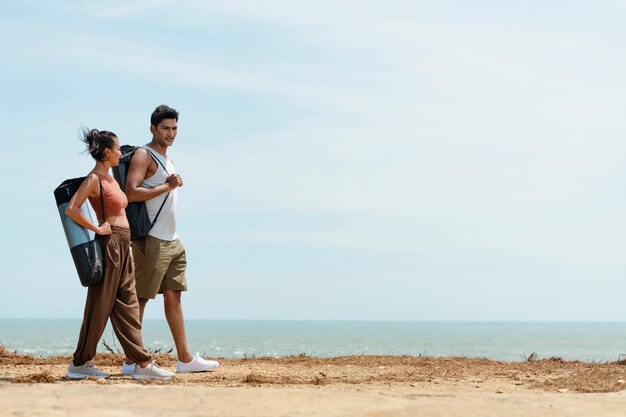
left=80, top=127, right=117, bottom=161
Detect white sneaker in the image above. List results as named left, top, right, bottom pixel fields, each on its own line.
left=132, top=362, right=175, bottom=380
left=67, top=361, right=110, bottom=379
left=176, top=353, right=219, bottom=373
left=121, top=362, right=135, bottom=376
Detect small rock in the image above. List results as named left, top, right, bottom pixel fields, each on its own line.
left=475, top=385, right=480, bottom=388
left=96, top=378, right=108, bottom=384
left=515, top=382, right=524, bottom=386
left=409, top=383, right=416, bottom=387
left=558, top=388, right=569, bottom=393
left=496, top=390, right=504, bottom=394
left=617, top=380, right=626, bottom=385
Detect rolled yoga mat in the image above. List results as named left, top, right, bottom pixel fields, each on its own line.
left=54, top=177, right=104, bottom=287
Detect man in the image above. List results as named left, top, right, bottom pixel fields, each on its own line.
left=123, top=104, right=218, bottom=374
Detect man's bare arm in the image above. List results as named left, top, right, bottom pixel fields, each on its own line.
left=126, top=148, right=177, bottom=202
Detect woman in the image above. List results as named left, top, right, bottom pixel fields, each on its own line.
left=65, top=128, right=173, bottom=380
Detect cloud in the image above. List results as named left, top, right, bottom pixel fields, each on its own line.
left=5, top=1, right=626, bottom=262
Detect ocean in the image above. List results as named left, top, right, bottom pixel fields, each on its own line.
left=1, top=319, right=625, bottom=362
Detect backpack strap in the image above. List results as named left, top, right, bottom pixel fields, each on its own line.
left=142, top=146, right=170, bottom=230
left=99, top=178, right=105, bottom=225
left=150, top=193, right=169, bottom=229
left=144, top=147, right=170, bottom=174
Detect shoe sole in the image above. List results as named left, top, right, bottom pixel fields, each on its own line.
left=67, top=372, right=109, bottom=380
left=132, top=374, right=173, bottom=380
left=176, top=366, right=219, bottom=373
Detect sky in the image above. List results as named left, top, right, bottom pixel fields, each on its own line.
left=2, top=1, right=626, bottom=321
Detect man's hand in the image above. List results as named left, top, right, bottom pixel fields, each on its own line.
left=167, top=174, right=183, bottom=190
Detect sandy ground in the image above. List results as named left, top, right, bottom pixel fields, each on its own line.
left=2, top=346, right=626, bottom=416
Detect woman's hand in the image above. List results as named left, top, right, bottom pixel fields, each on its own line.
left=97, top=222, right=112, bottom=235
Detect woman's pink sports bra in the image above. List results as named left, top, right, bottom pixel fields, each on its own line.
left=88, top=172, right=128, bottom=220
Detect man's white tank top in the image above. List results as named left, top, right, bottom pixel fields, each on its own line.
left=142, top=145, right=178, bottom=241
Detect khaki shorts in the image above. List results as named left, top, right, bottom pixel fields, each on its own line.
left=132, top=235, right=187, bottom=299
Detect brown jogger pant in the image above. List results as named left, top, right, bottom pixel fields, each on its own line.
left=73, top=226, right=151, bottom=366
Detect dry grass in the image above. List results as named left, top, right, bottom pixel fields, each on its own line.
left=12, top=371, right=57, bottom=384
left=2, top=345, right=626, bottom=393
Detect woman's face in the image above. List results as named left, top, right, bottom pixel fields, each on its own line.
left=104, top=136, right=122, bottom=166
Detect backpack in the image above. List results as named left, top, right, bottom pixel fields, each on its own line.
left=112, top=145, right=169, bottom=241
left=54, top=176, right=105, bottom=287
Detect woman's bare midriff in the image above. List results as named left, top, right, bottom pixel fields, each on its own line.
left=100, top=215, right=130, bottom=229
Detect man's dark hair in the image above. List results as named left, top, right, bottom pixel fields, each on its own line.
left=151, top=104, right=179, bottom=127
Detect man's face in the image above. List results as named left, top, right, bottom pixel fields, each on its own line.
left=151, top=118, right=178, bottom=147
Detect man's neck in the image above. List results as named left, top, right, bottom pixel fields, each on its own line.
left=147, top=140, right=168, bottom=157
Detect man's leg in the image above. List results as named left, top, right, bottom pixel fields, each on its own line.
left=131, top=237, right=159, bottom=325
left=163, top=289, right=192, bottom=363
left=138, top=298, right=149, bottom=322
